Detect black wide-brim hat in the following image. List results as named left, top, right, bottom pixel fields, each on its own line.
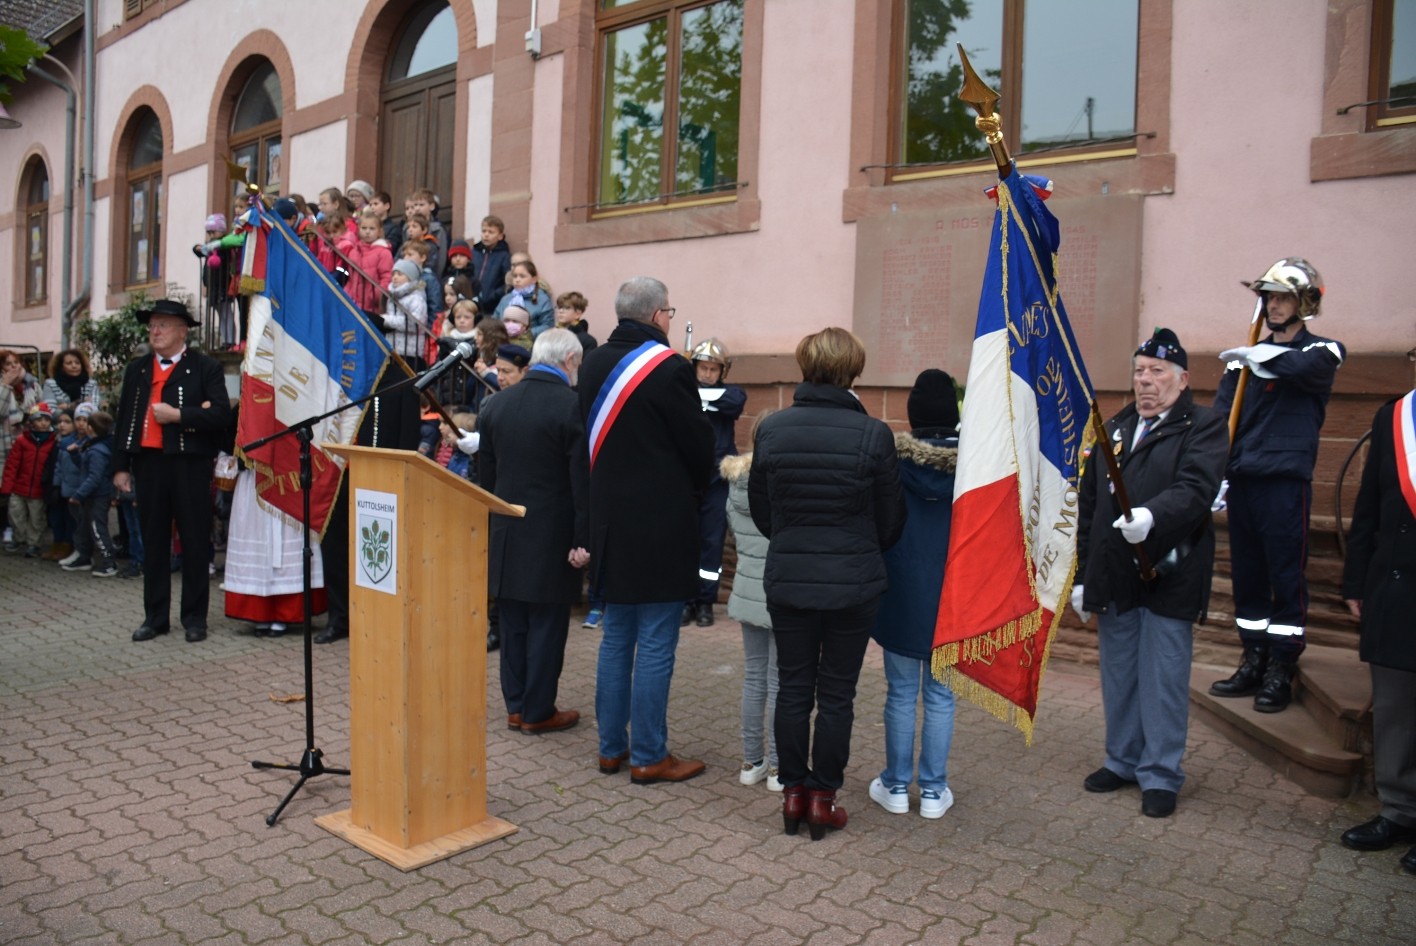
left=136, top=298, right=200, bottom=327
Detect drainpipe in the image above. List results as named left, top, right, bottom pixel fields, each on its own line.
left=73, top=0, right=97, bottom=345
left=28, top=60, right=76, bottom=348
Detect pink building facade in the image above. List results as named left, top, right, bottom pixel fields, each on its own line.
left=1, top=0, right=1412, bottom=411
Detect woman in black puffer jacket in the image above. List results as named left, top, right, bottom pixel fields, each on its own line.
left=749, top=327, right=906, bottom=840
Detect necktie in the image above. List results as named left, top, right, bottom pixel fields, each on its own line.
left=1137, top=415, right=1157, bottom=443
left=160, top=358, right=173, bottom=367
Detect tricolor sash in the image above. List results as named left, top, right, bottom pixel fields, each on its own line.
left=1394, top=391, right=1416, bottom=519
left=587, top=340, right=677, bottom=470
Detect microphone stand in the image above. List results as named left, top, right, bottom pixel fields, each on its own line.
left=245, top=365, right=438, bottom=826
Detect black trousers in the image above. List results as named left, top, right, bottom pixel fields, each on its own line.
left=322, top=484, right=350, bottom=634
left=1227, top=475, right=1311, bottom=661
left=499, top=599, right=571, bottom=725
left=133, top=452, right=213, bottom=631
left=771, top=598, right=878, bottom=792
left=1372, top=664, right=1416, bottom=827
left=695, top=479, right=730, bottom=605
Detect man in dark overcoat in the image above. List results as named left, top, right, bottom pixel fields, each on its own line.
left=1339, top=390, right=1416, bottom=873
left=1074, top=329, right=1228, bottom=819
left=112, top=299, right=232, bottom=642
left=478, top=328, right=590, bottom=735
left=577, top=276, right=715, bottom=784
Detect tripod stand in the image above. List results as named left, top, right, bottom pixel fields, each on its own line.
left=248, top=425, right=347, bottom=826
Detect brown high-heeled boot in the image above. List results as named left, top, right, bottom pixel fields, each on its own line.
left=782, top=785, right=807, bottom=836
left=806, top=789, right=848, bottom=841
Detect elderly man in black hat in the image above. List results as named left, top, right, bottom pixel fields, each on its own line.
left=112, top=298, right=232, bottom=643
left=1073, top=329, right=1228, bottom=818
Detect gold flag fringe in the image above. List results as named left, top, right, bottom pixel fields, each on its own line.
left=239, top=275, right=266, bottom=294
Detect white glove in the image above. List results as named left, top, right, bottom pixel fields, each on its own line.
left=456, top=430, right=480, bottom=455
left=1211, top=479, right=1229, bottom=513
left=201, top=239, right=221, bottom=254
left=1112, top=506, right=1154, bottom=543
left=1219, top=346, right=1256, bottom=364
left=1069, top=584, right=1090, bottom=624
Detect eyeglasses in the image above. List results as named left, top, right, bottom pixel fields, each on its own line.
left=658, top=307, right=676, bottom=319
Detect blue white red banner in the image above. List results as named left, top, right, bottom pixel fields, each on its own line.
left=932, top=167, right=1095, bottom=741
left=234, top=200, right=391, bottom=534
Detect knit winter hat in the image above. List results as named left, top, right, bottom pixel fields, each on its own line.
left=392, top=258, right=422, bottom=283
left=205, top=213, right=227, bottom=233
left=449, top=240, right=472, bottom=260
left=501, top=305, right=530, bottom=325
left=907, top=369, right=960, bottom=432
left=28, top=401, right=53, bottom=422
left=73, top=401, right=97, bottom=419
left=346, top=180, right=374, bottom=201
left=273, top=197, right=298, bottom=221
left=1135, top=327, right=1187, bottom=370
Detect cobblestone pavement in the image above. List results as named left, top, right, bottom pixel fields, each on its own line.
left=2, top=551, right=1413, bottom=946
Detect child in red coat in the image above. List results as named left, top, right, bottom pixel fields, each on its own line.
left=2, top=402, right=57, bottom=556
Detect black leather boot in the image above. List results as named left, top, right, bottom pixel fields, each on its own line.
left=1253, top=657, right=1297, bottom=713
left=1209, top=645, right=1268, bottom=697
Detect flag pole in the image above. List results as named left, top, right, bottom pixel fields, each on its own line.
left=955, top=45, right=1155, bottom=581
left=1226, top=298, right=1264, bottom=445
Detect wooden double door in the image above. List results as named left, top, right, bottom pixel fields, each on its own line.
left=380, top=65, right=456, bottom=231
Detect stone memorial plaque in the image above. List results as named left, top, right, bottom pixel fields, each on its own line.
left=853, top=193, right=1143, bottom=393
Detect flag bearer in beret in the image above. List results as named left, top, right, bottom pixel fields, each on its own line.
left=112, top=299, right=232, bottom=643
left=1073, top=329, right=1228, bottom=818
left=1210, top=259, right=1345, bottom=712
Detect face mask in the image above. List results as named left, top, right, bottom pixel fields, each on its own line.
left=506, top=322, right=525, bottom=338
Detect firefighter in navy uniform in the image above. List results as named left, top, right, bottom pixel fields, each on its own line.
left=683, top=338, right=746, bottom=628
left=1210, top=258, right=1345, bottom=712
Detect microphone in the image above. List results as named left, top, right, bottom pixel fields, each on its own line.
left=414, top=341, right=477, bottom=392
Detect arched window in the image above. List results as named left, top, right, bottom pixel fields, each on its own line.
left=21, top=158, right=49, bottom=305
left=230, top=60, right=283, bottom=198
left=381, top=1, right=456, bottom=231
left=125, top=108, right=163, bottom=287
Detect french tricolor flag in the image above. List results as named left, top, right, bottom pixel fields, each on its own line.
left=234, top=201, right=391, bottom=535
left=932, top=167, right=1095, bottom=742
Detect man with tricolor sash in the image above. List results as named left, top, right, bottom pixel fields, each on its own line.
left=1338, top=389, right=1416, bottom=872
left=578, top=276, right=715, bottom=785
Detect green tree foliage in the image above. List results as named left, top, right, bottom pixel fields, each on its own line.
left=0, top=26, right=48, bottom=105
left=902, top=0, right=995, bottom=166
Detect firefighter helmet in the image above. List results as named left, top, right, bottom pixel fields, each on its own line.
left=1243, top=257, right=1324, bottom=319
left=691, top=338, right=732, bottom=380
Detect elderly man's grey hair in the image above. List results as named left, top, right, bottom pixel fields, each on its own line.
left=615, top=276, right=669, bottom=323
left=530, top=327, right=584, bottom=368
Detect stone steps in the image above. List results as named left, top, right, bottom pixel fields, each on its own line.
left=1189, top=644, right=1369, bottom=798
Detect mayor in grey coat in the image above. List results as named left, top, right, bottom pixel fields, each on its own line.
left=1075, top=329, right=1228, bottom=819
left=478, top=328, right=590, bottom=735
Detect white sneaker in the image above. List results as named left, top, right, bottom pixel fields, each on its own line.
left=869, top=777, right=910, bottom=814
left=766, top=768, right=783, bottom=793
left=739, top=759, right=768, bottom=786
left=919, top=786, right=954, bottom=820
left=58, top=550, right=81, bottom=566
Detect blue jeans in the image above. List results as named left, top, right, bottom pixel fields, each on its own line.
left=1097, top=605, right=1193, bottom=792
left=596, top=601, right=683, bottom=767
left=119, top=498, right=143, bottom=565
left=880, top=648, right=956, bottom=793
left=741, top=622, right=779, bottom=768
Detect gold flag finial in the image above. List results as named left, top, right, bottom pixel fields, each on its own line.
left=955, top=43, right=1011, bottom=178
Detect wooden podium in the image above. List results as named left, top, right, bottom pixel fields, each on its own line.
left=315, top=444, right=523, bottom=870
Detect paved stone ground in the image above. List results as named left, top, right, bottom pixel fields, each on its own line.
left=1, top=551, right=1413, bottom=946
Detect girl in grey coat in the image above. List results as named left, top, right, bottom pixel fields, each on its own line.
left=723, top=443, right=780, bottom=792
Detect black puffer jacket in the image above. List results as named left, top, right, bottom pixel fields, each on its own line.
left=748, top=382, right=906, bottom=611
